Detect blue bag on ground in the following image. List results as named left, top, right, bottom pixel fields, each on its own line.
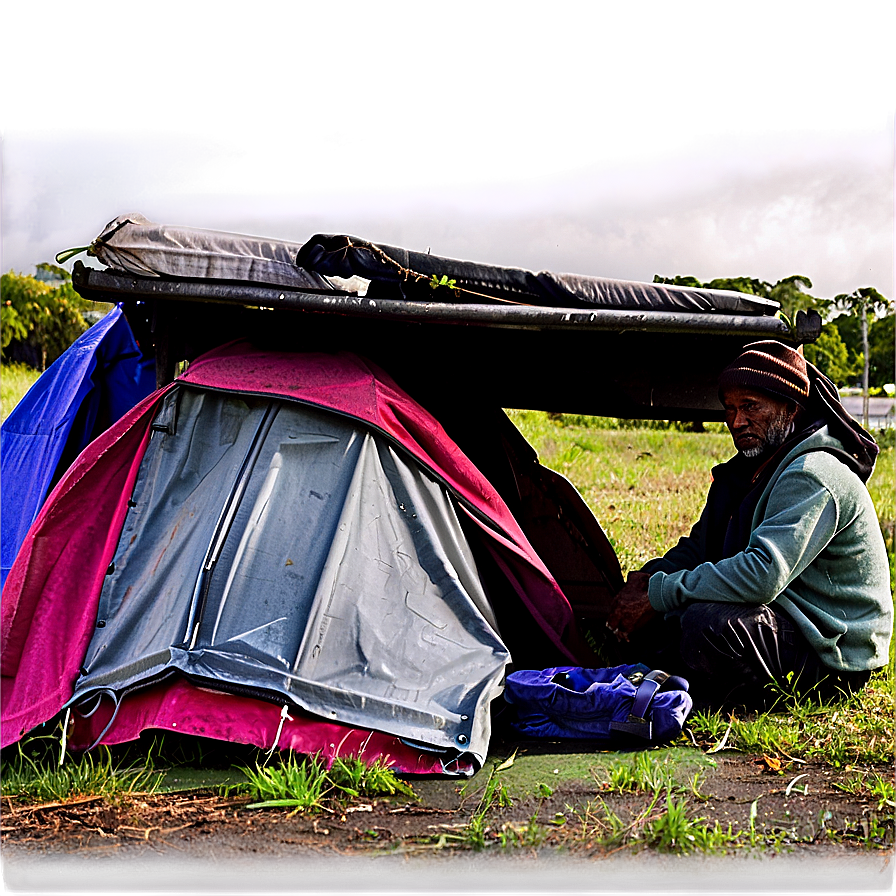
left=504, top=664, right=692, bottom=744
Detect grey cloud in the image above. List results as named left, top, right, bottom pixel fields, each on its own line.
left=3, top=0, right=894, bottom=301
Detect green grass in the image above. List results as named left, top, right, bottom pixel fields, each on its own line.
left=598, top=751, right=705, bottom=797
left=569, top=789, right=779, bottom=855
left=508, top=410, right=734, bottom=572
left=1, top=362, right=40, bottom=422
left=1, top=734, right=162, bottom=804
left=230, top=751, right=417, bottom=812
left=687, top=670, right=894, bottom=767
left=510, top=409, right=895, bottom=776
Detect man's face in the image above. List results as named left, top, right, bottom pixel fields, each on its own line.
left=721, top=386, right=797, bottom=458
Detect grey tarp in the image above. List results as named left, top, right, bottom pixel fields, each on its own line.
left=85, top=213, right=367, bottom=294
left=72, top=387, right=508, bottom=763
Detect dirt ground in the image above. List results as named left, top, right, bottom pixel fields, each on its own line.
left=2, top=744, right=893, bottom=895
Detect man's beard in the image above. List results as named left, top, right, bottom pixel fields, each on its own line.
left=740, top=412, right=795, bottom=459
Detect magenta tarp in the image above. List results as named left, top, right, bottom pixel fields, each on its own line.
left=65, top=678, right=465, bottom=775
left=2, top=343, right=580, bottom=771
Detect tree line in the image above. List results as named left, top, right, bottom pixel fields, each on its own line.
left=654, top=274, right=894, bottom=392
left=1, top=265, right=93, bottom=371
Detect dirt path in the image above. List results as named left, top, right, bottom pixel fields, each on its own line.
left=3, top=748, right=891, bottom=891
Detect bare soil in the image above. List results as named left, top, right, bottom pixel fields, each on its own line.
left=3, top=755, right=893, bottom=896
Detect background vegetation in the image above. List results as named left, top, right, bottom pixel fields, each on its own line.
left=654, top=273, right=895, bottom=393
left=1, top=265, right=111, bottom=372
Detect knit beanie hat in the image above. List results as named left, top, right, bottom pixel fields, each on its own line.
left=718, top=340, right=810, bottom=406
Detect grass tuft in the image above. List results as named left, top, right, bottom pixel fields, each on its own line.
left=687, top=668, right=894, bottom=767
left=231, top=751, right=416, bottom=813
left=1, top=363, right=41, bottom=422
left=1, top=734, right=162, bottom=803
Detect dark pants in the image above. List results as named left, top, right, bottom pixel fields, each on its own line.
left=624, top=602, right=871, bottom=711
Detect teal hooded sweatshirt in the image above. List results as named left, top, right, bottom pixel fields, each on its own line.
left=647, top=427, right=892, bottom=672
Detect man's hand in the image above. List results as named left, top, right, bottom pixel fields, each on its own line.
left=606, top=571, right=657, bottom=641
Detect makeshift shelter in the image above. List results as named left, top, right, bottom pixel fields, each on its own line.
left=1, top=214, right=821, bottom=773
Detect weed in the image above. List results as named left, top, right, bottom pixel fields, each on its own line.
left=599, top=751, right=704, bottom=797
left=499, top=813, right=550, bottom=849
left=231, top=752, right=416, bottom=813
left=236, top=752, right=330, bottom=811
left=329, top=755, right=417, bottom=801
left=572, top=790, right=784, bottom=855
left=833, top=770, right=895, bottom=811
left=642, top=792, right=708, bottom=853
left=688, top=675, right=894, bottom=766
left=602, top=752, right=670, bottom=793
left=1, top=735, right=161, bottom=803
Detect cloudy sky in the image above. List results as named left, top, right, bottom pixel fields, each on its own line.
left=1, top=2, right=893, bottom=301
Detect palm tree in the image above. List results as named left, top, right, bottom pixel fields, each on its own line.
left=834, top=287, right=892, bottom=428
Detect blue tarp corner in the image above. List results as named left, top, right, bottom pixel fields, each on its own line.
left=1, top=307, right=155, bottom=590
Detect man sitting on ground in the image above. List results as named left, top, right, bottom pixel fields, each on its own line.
left=606, top=340, right=892, bottom=709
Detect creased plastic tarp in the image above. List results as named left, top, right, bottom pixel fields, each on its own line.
left=295, top=234, right=781, bottom=314
left=87, top=213, right=365, bottom=294
left=2, top=344, right=580, bottom=770
left=0, top=307, right=154, bottom=591
left=72, top=389, right=506, bottom=761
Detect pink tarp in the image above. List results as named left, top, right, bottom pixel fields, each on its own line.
left=2, top=343, right=581, bottom=770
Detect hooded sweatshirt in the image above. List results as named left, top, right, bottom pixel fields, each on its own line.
left=645, top=427, right=892, bottom=672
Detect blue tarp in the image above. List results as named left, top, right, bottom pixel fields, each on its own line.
left=1, top=307, right=155, bottom=590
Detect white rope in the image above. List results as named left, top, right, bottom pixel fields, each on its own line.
left=265, top=705, right=292, bottom=761
left=59, top=707, right=71, bottom=766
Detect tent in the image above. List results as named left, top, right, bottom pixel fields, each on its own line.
left=2, top=342, right=619, bottom=773
left=1, top=215, right=821, bottom=773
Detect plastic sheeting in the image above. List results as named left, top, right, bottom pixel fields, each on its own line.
left=74, top=389, right=507, bottom=760
left=2, top=345, right=584, bottom=770
left=83, top=214, right=779, bottom=315
left=295, top=234, right=780, bottom=314
left=0, top=308, right=154, bottom=591
left=87, top=213, right=362, bottom=292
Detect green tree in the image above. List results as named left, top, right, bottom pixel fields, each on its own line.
left=653, top=273, right=828, bottom=331
left=1, top=270, right=89, bottom=370
left=768, top=275, right=831, bottom=322
left=34, top=262, right=72, bottom=282
left=803, top=324, right=858, bottom=386
left=653, top=275, right=704, bottom=289
left=705, top=276, right=773, bottom=298
left=868, top=313, right=895, bottom=387
left=834, top=287, right=892, bottom=426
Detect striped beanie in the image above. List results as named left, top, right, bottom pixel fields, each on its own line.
left=718, top=341, right=811, bottom=406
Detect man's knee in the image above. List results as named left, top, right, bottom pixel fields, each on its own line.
left=677, top=602, right=779, bottom=677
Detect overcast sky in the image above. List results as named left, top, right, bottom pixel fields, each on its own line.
left=1, top=2, right=893, bottom=301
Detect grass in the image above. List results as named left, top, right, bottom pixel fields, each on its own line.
left=230, top=751, right=417, bottom=813
left=418, top=766, right=551, bottom=852
left=598, top=751, right=705, bottom=798
left=1, top=362, right=40, bottom=422
left=687, top=672, right=895, bottom=767
left=569, top=789, right=779, bottom=855
left=1, top=734, right=162, bottom=804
